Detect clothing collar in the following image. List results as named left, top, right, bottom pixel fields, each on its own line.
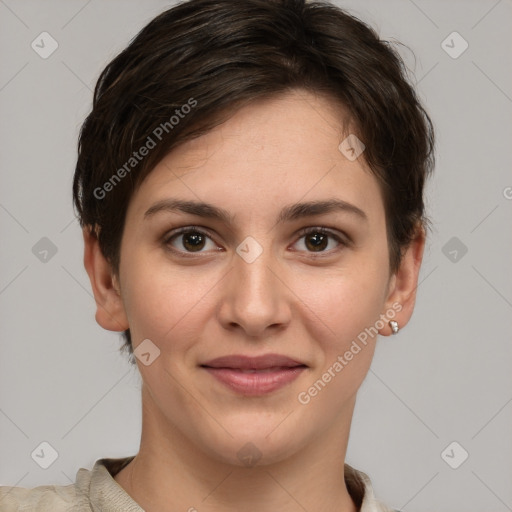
left=77, top=456, right=391, bottom=512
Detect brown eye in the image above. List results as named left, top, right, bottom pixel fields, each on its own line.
left=304, top=231, right=329, bottom=252
left=181, top=231, right=206, bottom=252
left=293, top=227, right=345, bottom=254
left=164, top=228, right=217, bottom=253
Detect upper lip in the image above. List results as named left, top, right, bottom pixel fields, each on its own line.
left=201, top=354, right=307, bottom=370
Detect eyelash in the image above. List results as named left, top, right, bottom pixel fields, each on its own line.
left=162, top=225, right=349, bottom=258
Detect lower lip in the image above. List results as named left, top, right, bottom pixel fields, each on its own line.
left=202, top=366, right=306, bottom=395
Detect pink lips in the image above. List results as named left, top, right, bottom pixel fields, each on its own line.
left=200, top=354, right=307, bottom=395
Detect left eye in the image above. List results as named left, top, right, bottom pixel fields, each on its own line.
left=292, top=227, right=343, bottom=253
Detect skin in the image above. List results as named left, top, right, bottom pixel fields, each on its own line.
left=83, top=89, right=425, bottom=512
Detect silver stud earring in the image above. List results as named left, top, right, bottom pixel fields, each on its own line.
left=389, top=320, right=399, bottom=335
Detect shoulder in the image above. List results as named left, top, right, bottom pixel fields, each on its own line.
left=0, top=456, right=137, bottom=512
left=0, top=478, right=90, bottom=511
left=345, top=463, right=401, bottom=512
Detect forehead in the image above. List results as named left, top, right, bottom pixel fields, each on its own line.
left=126, top=90, right=384, bottom=224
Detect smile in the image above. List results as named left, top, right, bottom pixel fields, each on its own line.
left=200, top=353, right=309, bottom=395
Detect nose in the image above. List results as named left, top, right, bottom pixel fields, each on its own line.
left=217, top=243, right=292, bottom=338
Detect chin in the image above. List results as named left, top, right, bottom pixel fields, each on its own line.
left=199, top=418, right=307, bottom=468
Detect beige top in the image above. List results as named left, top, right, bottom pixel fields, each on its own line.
left=0, top=456, right=398, bottom=511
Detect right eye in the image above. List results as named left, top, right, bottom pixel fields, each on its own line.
left=163, top=226, right=221, bottom=255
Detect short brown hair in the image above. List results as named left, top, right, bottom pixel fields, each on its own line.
left=72, top=0, right=435, bottom=363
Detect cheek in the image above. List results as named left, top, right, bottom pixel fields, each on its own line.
left=291, top=266, right=386, bottom=413
left=120, top=252, right=218, bottom=349
left=288, top=256, right=389, bottom=351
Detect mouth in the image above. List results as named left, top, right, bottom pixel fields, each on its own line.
left=200, top=354, right=308, bottom=395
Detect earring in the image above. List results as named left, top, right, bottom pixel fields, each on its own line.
left=389, top=320, right=399, bottom=335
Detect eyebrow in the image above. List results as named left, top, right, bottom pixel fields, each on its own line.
left=143, top=198, right=368, bottom=224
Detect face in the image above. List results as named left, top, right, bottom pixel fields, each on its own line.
left=88, top=90, right=421, bottom=466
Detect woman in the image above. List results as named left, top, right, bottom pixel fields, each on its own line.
left=0, top=0, right=434, bottom=510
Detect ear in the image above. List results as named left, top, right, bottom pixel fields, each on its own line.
left=82, top=225, right=129, bottom=332
left=379, top=224, right=426, bottom=336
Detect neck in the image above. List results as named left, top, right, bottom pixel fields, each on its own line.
left=114, top=387, right=359, bottom=512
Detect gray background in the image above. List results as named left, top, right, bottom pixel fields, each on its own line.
left=0, top=1, right=511, bottom=511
